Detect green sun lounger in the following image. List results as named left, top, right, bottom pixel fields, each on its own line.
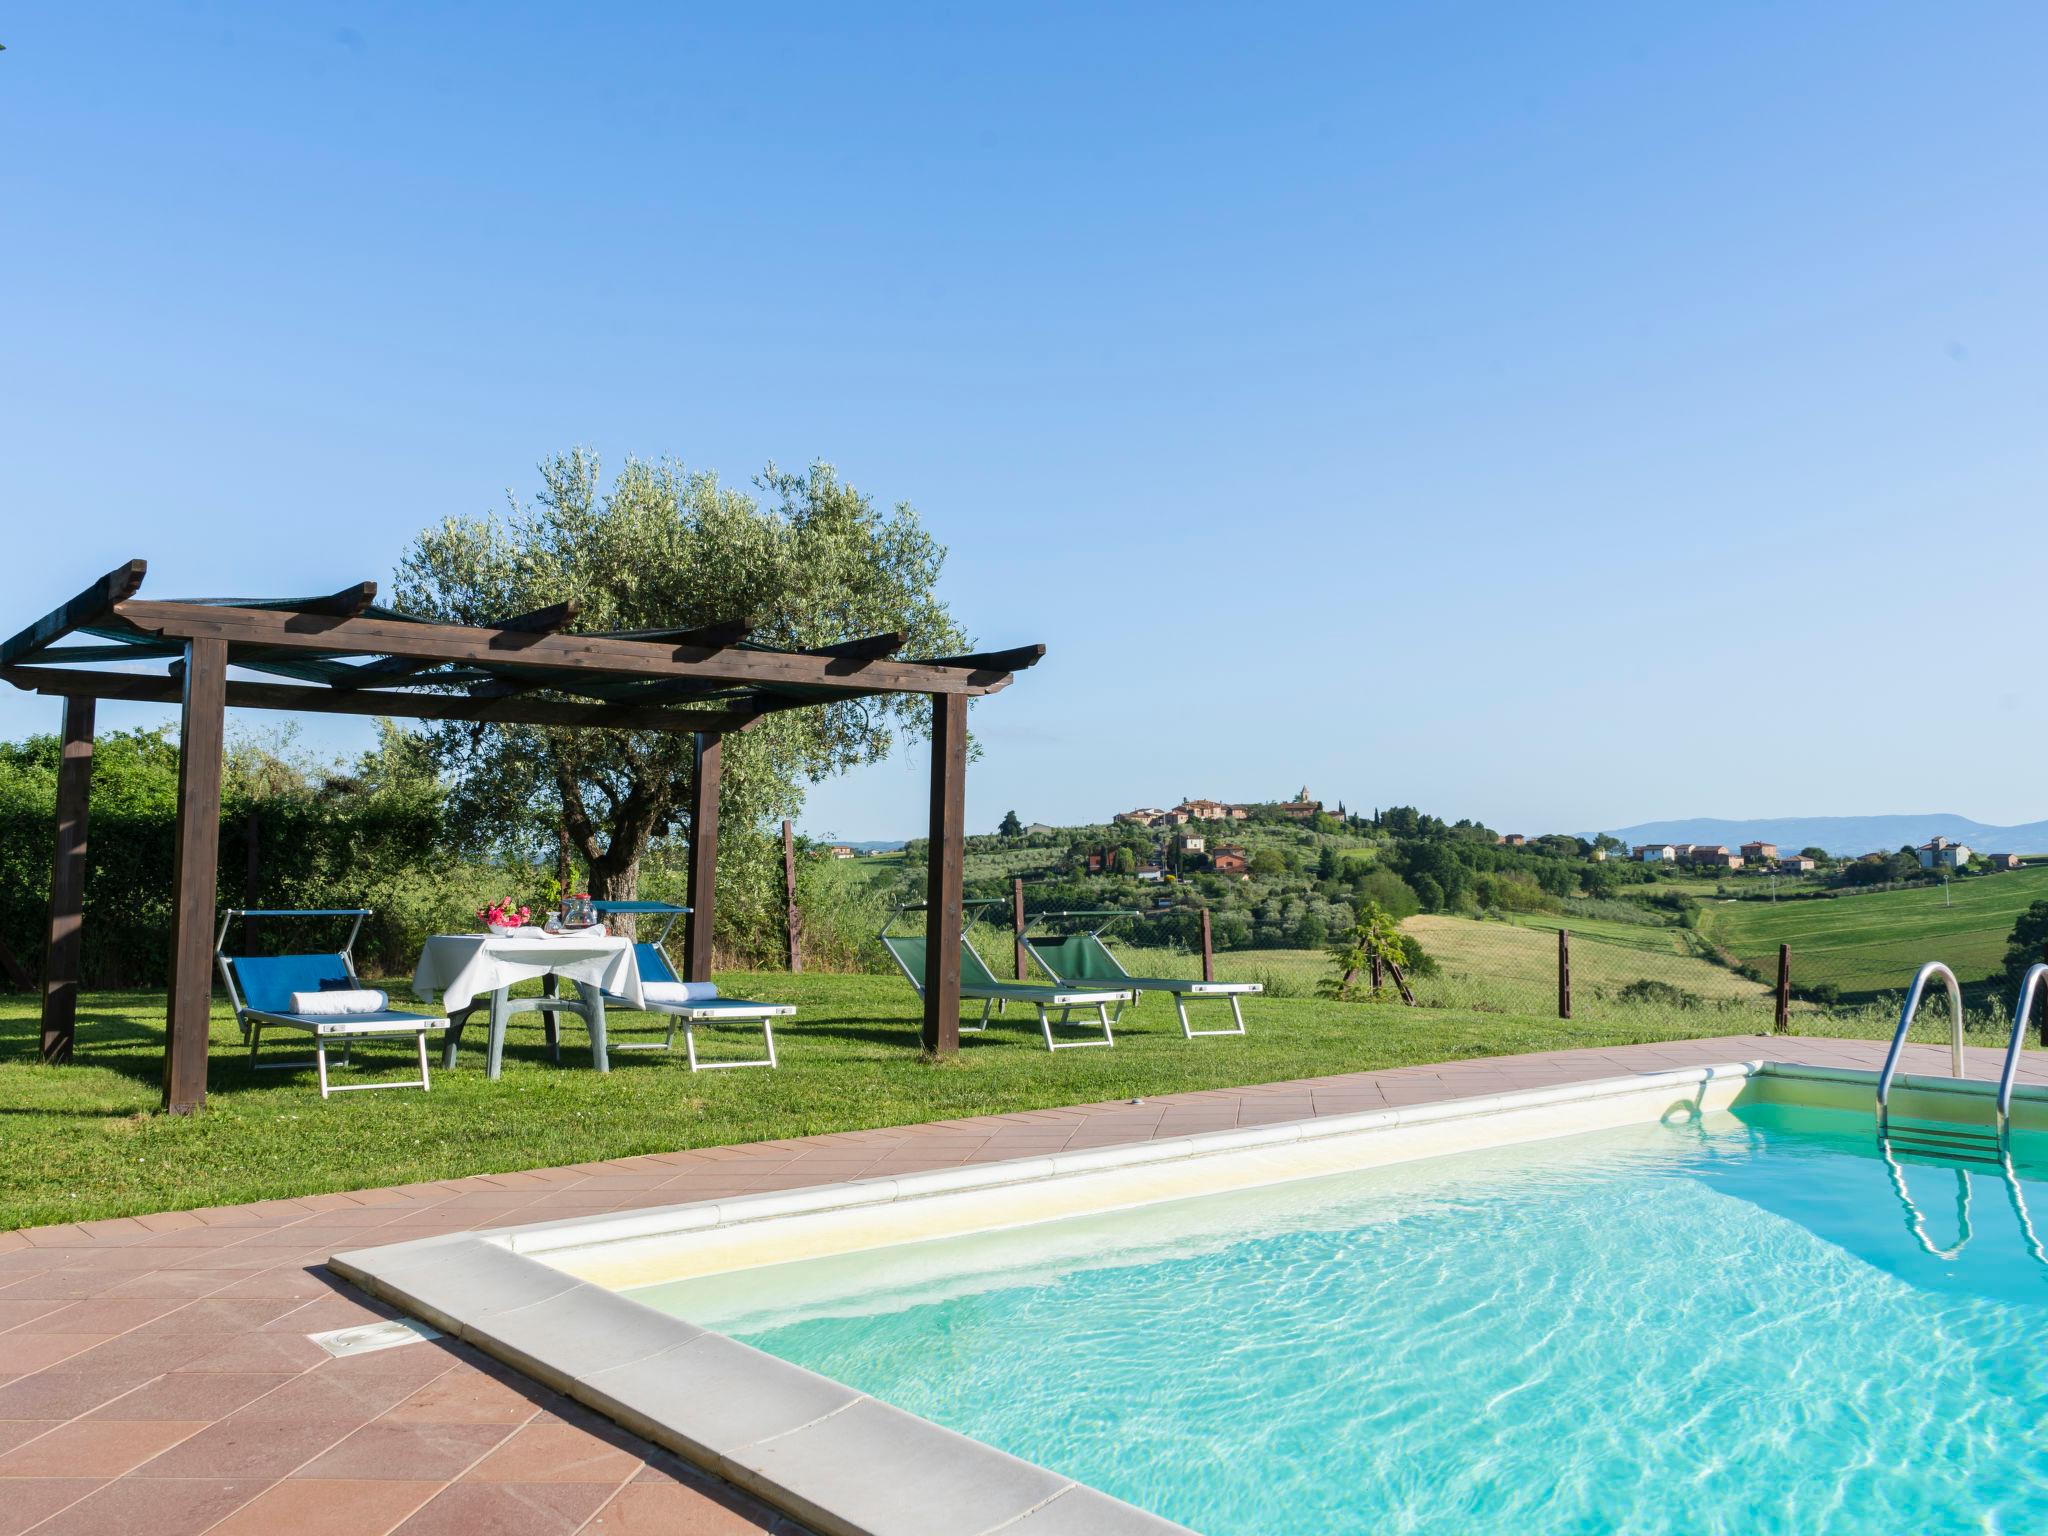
left=879, top=931, right=1131, bottom=1051
left=1023, top=924, right=1261, bottom=1038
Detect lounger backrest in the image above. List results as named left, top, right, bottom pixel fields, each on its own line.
left=224, top=953, right=353, bottom=1016
left=635, top=942, right=679, bottom=985
left=1023, top=934, right=1132, bottom=986
left=880, top=935, right=1000, bottom=989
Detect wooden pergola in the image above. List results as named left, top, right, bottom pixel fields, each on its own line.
left=3, top=559, right=1041, bottom=1112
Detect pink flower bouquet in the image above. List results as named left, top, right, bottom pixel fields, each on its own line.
left=477, top=900, right=532, bottom=937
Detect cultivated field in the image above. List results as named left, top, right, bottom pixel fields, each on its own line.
left=1698, top=865, right=2048, bottom=1001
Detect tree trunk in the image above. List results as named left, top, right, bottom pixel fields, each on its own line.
left=587, top=850, right=640, bottom=938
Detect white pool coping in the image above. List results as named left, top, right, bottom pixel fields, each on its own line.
left=330, top=1059, right=2048, bottom=1536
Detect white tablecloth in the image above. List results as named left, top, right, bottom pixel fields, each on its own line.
left=411, top=932, right=643, bottom=1013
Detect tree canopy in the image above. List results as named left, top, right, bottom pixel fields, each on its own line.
left=393, top=451, right=968, bottom=904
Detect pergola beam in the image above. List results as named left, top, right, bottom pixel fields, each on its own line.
left=294, top=582, right=380, bottom=618
left=1, top=558, right=148, bottom=667
left=333, top=599, right=580, bottom=689
left=2, top=665, right=756, bottom=735
left=112, top=602, right=1020, bottom=696
left=925, top=643, right=1046, bottom=682
left=809, top=630, right=908, bottom=662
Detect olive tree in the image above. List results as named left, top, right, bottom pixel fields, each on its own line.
left=392, top=450, right=968, bottom=925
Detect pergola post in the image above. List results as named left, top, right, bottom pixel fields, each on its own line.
left=40, top=695, right=95, bottom=1063
left=682, top=731, right=722, bottom=983
left=922, top=693, right=968, bottom=1056
left=163, top=637, right=227, bottom=1114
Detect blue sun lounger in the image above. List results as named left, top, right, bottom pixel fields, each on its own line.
left=214, top=908, right=448, bottom=1098
left=591, top=901, right=792, bottom=1071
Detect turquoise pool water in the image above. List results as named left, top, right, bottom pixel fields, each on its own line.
left=634, top=1106, right=2048, bottom=1534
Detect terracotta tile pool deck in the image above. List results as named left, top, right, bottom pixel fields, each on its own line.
left=0, top=1033, right=2025, bottom=1534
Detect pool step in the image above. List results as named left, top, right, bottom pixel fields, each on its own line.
left=1882, top=1118, right=2004, bottom=1166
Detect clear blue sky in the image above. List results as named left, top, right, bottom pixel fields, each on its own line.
left=5, top=3, right=2045, bottom=840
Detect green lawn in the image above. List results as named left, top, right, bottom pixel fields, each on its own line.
left=0, top=970, right=1781, bottom=1231
left=1698, top=866, right=2048, bottom=1002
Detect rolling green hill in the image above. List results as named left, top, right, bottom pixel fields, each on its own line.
left=1697, top=866, right=2048, bottom=1002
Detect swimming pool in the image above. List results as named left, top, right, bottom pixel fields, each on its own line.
left=335, top=1061, right=2048, bottom=1536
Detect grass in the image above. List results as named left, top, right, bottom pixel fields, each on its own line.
left=1698, top=865, right=2048, bottom=1002
left=2, top=968, right=1800, bottom=1231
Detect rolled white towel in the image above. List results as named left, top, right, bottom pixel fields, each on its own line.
left=287, top=988, right=389, bottom=1015
left=639, top=981, right=720, bottom=1006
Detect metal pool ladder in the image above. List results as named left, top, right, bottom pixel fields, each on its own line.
left=1873, top=962, right=2048, bottom=1263
left=1995, top=963, right=2048, bottom=1152
left=1875, top=962, right=1998, bottom=1163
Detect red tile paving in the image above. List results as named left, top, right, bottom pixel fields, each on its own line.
left=0, top=1034, right=2020, bottom=1534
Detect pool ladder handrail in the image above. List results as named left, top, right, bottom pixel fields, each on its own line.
left=1875, top=961, right=1966, bottom=1138
left=1995, top=963, right=2048, bottom=1148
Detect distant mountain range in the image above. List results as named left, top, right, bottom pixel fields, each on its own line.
left=1591, top=815, right=2048, bottom=859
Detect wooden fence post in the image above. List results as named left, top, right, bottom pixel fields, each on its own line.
left=1199, top=907, right=1214, bottom=983
left=782, top=819, right=801, bottom=973
left=1774, top=943, right=1791, bottom=1034
left=1013, top=878, right=1027, bottom=981
left=1557, top=927, right=1572, bottom=1020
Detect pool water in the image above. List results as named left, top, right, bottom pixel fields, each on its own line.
left=633, top=1106, right=2048, bottom=1534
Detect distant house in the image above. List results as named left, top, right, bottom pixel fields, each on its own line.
left=1777, top=855, right=1817, bottom=874
left=1634, top=844, right=1676, bottom=863
left=1691, top=848, right=1743, bottom=869
left=1681, top=844, right=1729, bottom=866
left=1153, top=809, right=1192, bottom=827
left=827, top=845, right=855, bottom=859
left=1919, top=837, right=1972, bottom=871
left=1499, top=834, right=1527, bottom=848
left=1740, top=841, right=1779, bottom=862
left=1274, top=790, right=1323, bottom=822
left=1174, top=832, right=1206, bottom=855
left=1025, top=822, right=1056, bottom=837
left=1988, top=853, right=2024, bottom=870
left=1211, top=847, right=1250, bottom=876
left=1135, top=863, right=1165, bottom=883
left=1084, top=852, right=1107, bottom=874
left=1115, top=807, right=1164, bottom=827
left=1180, top=799, right=1233, bottom=821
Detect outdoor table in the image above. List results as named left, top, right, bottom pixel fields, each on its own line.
left=412, top=930, right=642, bottom=1079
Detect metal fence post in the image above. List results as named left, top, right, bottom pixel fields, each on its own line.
left=1199, top=907, right=1215, bottom=983
left=1557, top=927, right=1572, bottom=1020
left=1774, top=943, right=1791, bottom=1034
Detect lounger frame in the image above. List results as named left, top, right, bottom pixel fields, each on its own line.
left=1023, top=927, right=1262, bottom=1039
left=592, top=901, right=790, bottom=1071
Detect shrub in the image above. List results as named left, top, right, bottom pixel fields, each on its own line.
left=1616, top=978, right=1705, bottom=1011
